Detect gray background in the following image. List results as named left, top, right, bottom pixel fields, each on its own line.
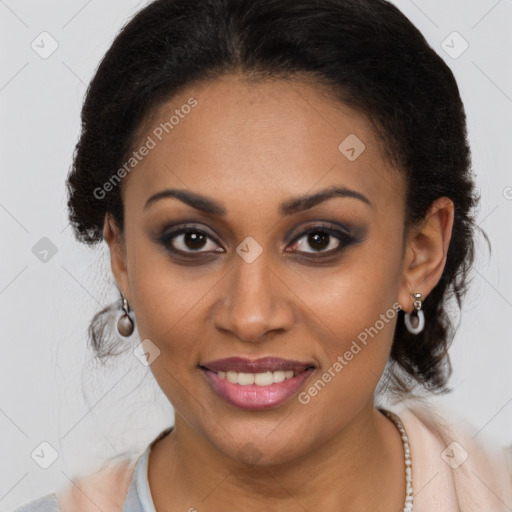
left=1, top=0, right=511, bottom=508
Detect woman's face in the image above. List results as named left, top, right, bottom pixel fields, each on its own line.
left=108, top=74, right=413, bottom=464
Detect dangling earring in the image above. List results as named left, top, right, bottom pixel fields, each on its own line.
left=117, top=295, right=134, bottom=337
left=404, top=292, right=425, bottom=335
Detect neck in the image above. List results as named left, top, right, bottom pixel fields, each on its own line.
left=148, top=401, right=406, bottom=512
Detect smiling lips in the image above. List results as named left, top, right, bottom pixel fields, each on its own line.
left=200, top=356, right=316, bottom=410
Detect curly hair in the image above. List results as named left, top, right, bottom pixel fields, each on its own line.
left=66, top=0, right=484, bottom=399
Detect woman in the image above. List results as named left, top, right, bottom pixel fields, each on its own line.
left=14, top=0, right=512, bottom=510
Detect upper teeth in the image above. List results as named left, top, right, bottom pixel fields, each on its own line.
left=218, top=370, right=295, bottom=386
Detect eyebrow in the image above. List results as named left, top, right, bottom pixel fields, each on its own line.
left=143, top=186, right=372, bottom=216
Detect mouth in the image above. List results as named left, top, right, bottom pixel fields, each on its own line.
left=200, top=356, right=315, bottom=375
left=199, top=356, right=316, bottom=410
left=210, top=368, right=306, bottom=385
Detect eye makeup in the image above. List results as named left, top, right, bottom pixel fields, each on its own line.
left=153, top=218, right=367, bottom=264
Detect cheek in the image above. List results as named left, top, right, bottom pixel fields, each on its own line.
left=300, top=232, right=404, bottom=392
left=313, top=233, right=403, bottom=336
left=301, top=276, right=399, bottom=391
left=124, top=233, right=209, bottom=365
left=297, top=276, right=401, bottom=430
left=127, top=256, right=212, bottom=408
left=130, top=273, right=212, bottom=362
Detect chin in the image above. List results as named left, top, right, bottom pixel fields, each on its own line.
left=208, top=427, right=311, bottom=468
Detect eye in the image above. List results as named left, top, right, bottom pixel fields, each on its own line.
left=158, top=222, right=356, bottom=259
left=159, top=225, right=223, bottom=255
left=287, top=224, right=354, bottom=256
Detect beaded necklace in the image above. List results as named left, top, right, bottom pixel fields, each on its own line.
left=379, top=409, right=414, bottom=511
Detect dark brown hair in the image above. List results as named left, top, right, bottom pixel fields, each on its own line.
left=66, top=0, right=485, bottom=399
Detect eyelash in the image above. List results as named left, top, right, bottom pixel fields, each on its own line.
left=157, top=222, right=355, bottom=260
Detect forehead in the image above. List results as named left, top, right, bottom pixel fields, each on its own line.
left=123, top=74, right=404, bottom=216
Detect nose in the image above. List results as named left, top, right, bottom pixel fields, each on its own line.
left=213, top=253, right=295, bottom=343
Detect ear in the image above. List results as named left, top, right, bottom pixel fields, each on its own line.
left=103, top=214, right=131, bottom=302
left=398, top=197, right=454, bottom=312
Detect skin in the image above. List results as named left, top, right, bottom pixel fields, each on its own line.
left=104, top=74, right=454, bottom=511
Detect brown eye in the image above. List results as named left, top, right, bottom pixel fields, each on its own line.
left=159, top=226, right=223, bottom=254
left=287, top=225, right=354, bottom=256
left=179, top=231, right=209, bottom=251
left=301, top=231, right=334, bottom=252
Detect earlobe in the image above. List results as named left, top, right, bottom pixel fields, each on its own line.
left=103, top=214, right=131, bottom=301
left=398, top=197, right=454, bottom=311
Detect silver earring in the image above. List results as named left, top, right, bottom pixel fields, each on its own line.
left=404, top=292, right=425, bottom=335
left=117, top=295, right=134, bottom=337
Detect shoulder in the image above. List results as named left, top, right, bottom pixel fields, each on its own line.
left=57, top=456, right=137, bottom=512
left=390, top=399, right=512, bottom=511
left=13, top=456, right=138, bottom=512
left=12, top=428, right=172, bottom=512
left=12, top=493, right=60, bottom=512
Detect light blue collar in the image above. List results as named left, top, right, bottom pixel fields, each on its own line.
left=123, top=427, right=173, bottom=511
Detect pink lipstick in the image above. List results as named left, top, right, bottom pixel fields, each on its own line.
left=200, top=356, right=316, bottom=410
